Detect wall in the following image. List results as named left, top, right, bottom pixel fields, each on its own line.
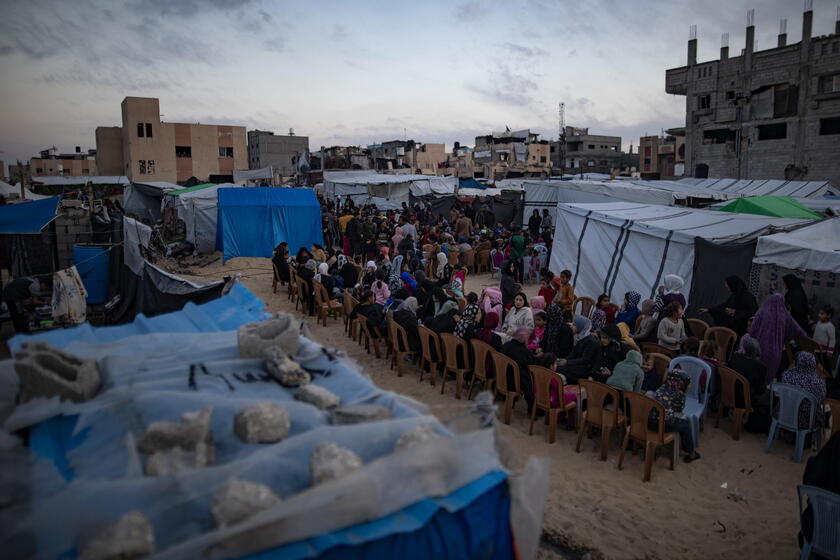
left=95, top=126, right=124, bottom=175
left=248, top=132, right=309, bottom=176
left=30, top=157, right=97, bottom=177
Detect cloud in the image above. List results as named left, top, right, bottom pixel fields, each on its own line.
left=469, top=64, right=539, bottom=106
left=454, top=0, right=485, bottom=22
left=502, top=43, right=548, bottom=57
left=331, top=24, right=349, bottom=41
left=127, top=0, right=258, bottom=18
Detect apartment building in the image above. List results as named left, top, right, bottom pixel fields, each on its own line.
left=368, top=140, right=446, bottom=173
left=552, top=126, right=623, bottom=174
left=639, top=129, right=686, bottom=179
left=247, top=129, right=309, bottom=177
left=95, top=97, right=246, bottom=183
left=472, top=129, right=550, bottom=181
left=29, top=146, right=97, bottom=177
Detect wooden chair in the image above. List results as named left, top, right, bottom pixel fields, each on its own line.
left=646, top=352, right=672, bottom=387
left=467, top=339, right=496, bottom=398
left=271, top=262, right=281, bottom=293
left=641, top=342, right=676, bottom=359
left=448, top=250, right=460, bottom=266
left=439, top=333, right=472, bottom=399
left=704, top=326, right=737, bottom=362
left=417, top=325, right=443, bottom=386
left=357, top=315, right=383, bottom=359
left=288, top=267, right=298, bottom=301
left=617, top=392, right=677, bottom=482
left=389, top=317, right=417, bottom=377
left=312, top=280, right=343, bottom=327
left=492, top=351, right=522, bottom=425
left=476, top=250, right=490, bottom=273
left=686, top=318, right=709, bottom=340
left=462, top=249, right=476, bottom=272
left=345, top=292, right=360, bottom=340
left=826, top=399, right=840, bottom=440
left=575, top=380, right=626, bottom=461
left=715, top=365, right=752, bottom=440
left=342, top=289, right=354, bottom=333
left=573, top=296, right=596, bottom=318
left=528, top=365, right=577, bottom=444
left=295, top=277, right=309, bottom=314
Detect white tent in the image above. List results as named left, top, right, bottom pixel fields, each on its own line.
left=31, top=175, right=130, bottom=186
left=0, top=180, right=49, bottom=201
left=162, top=183, right=242, bottom=253
left=548, top=201, right=811, bottom=303
left=677, top=177, right=836, bottom=198
left=753, top=218, right=840, bottom=273
left=323, top=171, right=456, bottom=209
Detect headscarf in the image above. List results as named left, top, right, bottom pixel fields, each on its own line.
left=435, top=299, right=458, bottom=317
left=640, top=299, right=654, bottom=315
left=398, top=296, right=418, bottom=314
left=389, top=254, right=404, bottom=291
left=782, top=352, right=826, bottom=428
left=400, top=271, right=417, bottom=293
left=336, top=253, right=348, bottom=270
left=624, top=291, right=641, bottom=310
left=479, top=312, right=500, bottom=343
left=483, top=287, right=502, bottom=306
left=530, top=296, right=546, bottom=313
left=305, top=259, right=317, bottom=271
left=454, top=303, right=480, bottom=338
left=750, top=293, right=806, bottom=382
left=616, top=322, right=636, bottom=348
left=436, top=252, right=448, bottom=279
left=742, top=337, right=761, bottom=360
left=315, top=262, right=328, bottom=282
left=392, top=226, right=404, bottom=249
left=654, top=368, right=690, bottom=422
left=513, top=327, right=531, bottom=345
left=380, top=246, right=390, bottom=260
left=783, top=273, right=810, bottom=330
left=572, top=315, right=592, bottom=343
left=663, top=274, right=684, bottom=295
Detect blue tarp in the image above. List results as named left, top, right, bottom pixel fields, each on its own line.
left=218, top=188, right=324, bottom=261
left=459, top=178, right=486, bottom=190
left=0, top=195, right=61, bottom=233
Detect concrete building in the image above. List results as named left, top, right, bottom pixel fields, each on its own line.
left=369, top=140, right=446, bottom=173
left=553, top=126, right=623, bottom=174
left=639, top=128, right=686, bottom=179
left=28, top=146, right=97, bottom=177
left=472, top=129, right=550, bottom=181
left=442, top=143, right=475, bottom=178
left=247, top=129, right=309, bottom=177
left=665, top=7, right=840, bottom=184
left=95, top=97, right=247, bottom=183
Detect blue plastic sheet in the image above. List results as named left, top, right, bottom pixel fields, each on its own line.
left=0, top=195, right=61, bottom=233
left=219, top=188, right=324, bottom=261
left=459, top=178, right=487, bottom=190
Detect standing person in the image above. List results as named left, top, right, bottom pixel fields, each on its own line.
left=455, top=212, right=473, bottom=240
left=345, top=213, right=362, bottom=258
left=399, top=216, right=417, bottom=250
left=551, top=270, right=575, bottom=311
left=782, top=352, right=826, bottom=430
left=657, top=301, right=686, bottom=352
left=813, top=306, right=836, bottom=371
left=701, top=276, right=758, bottom=336
left=654, top=274, right=687, bottom=314
left=3, top=275, right=51, bottom=334
left=509, top=227, right=526, bottom=284
left=783, top=274, right=811, bottom=333
left=749, top=293, right=806, bottom=383
left=528, top=209, right=542, bottom=239
left=653, top=368, right=700, bottom=463
left=541, top=208, right=553, bottom=232
left=499, top=260, right=518, bottom=310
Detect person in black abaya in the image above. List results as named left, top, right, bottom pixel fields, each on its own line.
left=704, top=276, right=758, bottom=336
left=798, top=431, right=840, bottom=555
left=783, top=274, right=811, bottom=333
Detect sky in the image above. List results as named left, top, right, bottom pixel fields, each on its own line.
left=1, top=0, right=838, bottom=165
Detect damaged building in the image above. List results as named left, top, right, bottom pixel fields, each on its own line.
left=472, top=129, right=550, bottom=181
left=665, top=6, right=840, bottom=185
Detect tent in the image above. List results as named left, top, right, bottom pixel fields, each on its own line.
left=161, top=183, right=242, bottom=253
left=323, top=171, right=456, bottom=209
left=677, top=177, right=836, bottom=198
left=717, top=195, right=823, bottom=220
left=0, top=180, right=49, bottom=201
left=459, top=178, right=486, bottom=190
left=218, top=187, right=324, bottom=261
left=123, top=181, right=180, bottom=222
left=548, top=201, right=811, bottom=305
left=0, top=195, right=61, bottom=233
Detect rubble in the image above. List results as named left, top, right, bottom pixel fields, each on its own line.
left=238, top=314, right=300, bottom=359
left=294, top=385, right=340, bottom=410
left=234, top=402, right=291, bottom=444
left=330, top=405, right=393, bottom=425
left=265, top=351, right=311, bottom=387
left=310, top=442, right=363, bottom=485
left=211, top=478, right=281, bottom=527
left=79, top=511, right=155, bottom=560
left=137, top=406, right=214, bottom=474
left=395, top=425, right=441, bottom=451
left=14, top=341, right=101, bottom=402
left=145, top=442, right=213, bottom=476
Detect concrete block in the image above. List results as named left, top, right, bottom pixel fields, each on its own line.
left=14, top=342, right=101, bottom=403
left=238, top=314, right=300, bottom=359
left=265, top=351, right=310, bottom=387
left=395, top=425, right=441, bottom=451
left=310, top=442, right=362, bottom=485
left=137, top=406, right=214, bottom=475
left=294, top=385, right=340, bottom=410
left=234, top=402, right=290, bottom=444
left=79, top=511, right=155, bottom=560
left=211, top=478, right=281, bottom=527
left=330, top=405, right=392, bottom=425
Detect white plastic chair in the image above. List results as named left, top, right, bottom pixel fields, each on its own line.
left=798, top=485, right=840, bottom=559
left=669, top=356, right=713, bottom=450
left=764, top=382, right=822, bottom=463
left=489, top=250, right=501, bottom=279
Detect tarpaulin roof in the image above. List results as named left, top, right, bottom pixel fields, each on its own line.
left=168, top=183, right=215, bottom=196
left=233, top=167, right=273, bottom=183
left=677, top=177, right=835, bottom=198
left=162, top=183, right=243, bottom=253
left=717, top=195, right=823, bottom=220
left=0, top=195, right=61, bottom=233
left=31, top=175, right=130, bottom=186
left=753, top=217, right=840, bottom=273
left=459, top=178, right=486, bottom=190
left=322, top=171, right=457, bottom=210
left=218, top=187, right=324, bottom=261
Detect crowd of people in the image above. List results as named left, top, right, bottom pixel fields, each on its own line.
left=272, top=196, right=837, bottom=465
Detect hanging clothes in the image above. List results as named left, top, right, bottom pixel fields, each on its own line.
left=52, top=266, right=88, bottom=325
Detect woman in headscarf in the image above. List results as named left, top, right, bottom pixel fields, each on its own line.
left=400, top=270, right=417, bottom=296
left=339, top=257, right=359, bottom=290
left=480, top=287, right=503, bottom=320
left=501, top=292, right=534, bottom=340
left=499, top=260, right=517, bottom=310
left=392, top=225, right=404, bottom=254
left=295, top=247, right=313, bottom=266
left=393, top=296, right=421, bottom=352
left=362, top=260, right=377, bottom=288
left=311, top=243, right=327, bottom=263
left=633, top=299, right=657, bottom=344
left=727, top=337, right=767, bottom=407
left=607, top=349, right=645, bottom=392
left=783, top=274, right=810, bottom=332
left=478, top=311, right=503, bottom=350
left=615, top=291, right=642, bottom=333
left=703, top=276, right=758, bottom=335
left=334, top=251, right=348, bottom=273
left=422, top=287, right=455, bottom=323
left=653, top=368, right=699, bottom=462
left=296, top=259, right=317, bottom=315
left=750, top=293, right=806, bottom=383
left=388, top=254, right=404, bottom=292
left=782, top=352, right=826, bottom=429
left=543, top=299, right=574, bottom=358
left=272, top=242, right=290, bottom=285
left=435, top=252, right=450, bottom=286
left=556, top=315, right=601, bottom=385
left=530, top=295, right=546, bottom=314
left=654, top=274, right=686, bottom=314
left=315, top=262, right=337, bottom=298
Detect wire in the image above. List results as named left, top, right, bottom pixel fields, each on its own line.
left=23, top=242, right=124, bottom=279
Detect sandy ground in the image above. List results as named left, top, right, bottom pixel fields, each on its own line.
left=181, top=257, right=808, bottom=559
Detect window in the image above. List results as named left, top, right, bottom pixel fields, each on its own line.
left=587, top=144, right=595, bottom=149
left=703, top=129, right=736, bottom=144
left=176, top=146, right=192, bottom=158
left=36, top=168, right=43, bottom=173
left=819, top=74, right=840, bottom=94
left=697, top=95, right=711, bottom=110
left=726, top=91, right=735, bottom=100
left=139, top=160, right=146, bottom=174
left=219, top=147, right=234, bottom=158
left=757, top=123, right=787, bottom=140
left=540, top=156, right=547, bottom=163
left=82, top=168, right=90, bottom=174
left=821, top=43, right=828, bottom=56
left=147, top=159, right=155, bottom=174
left=145, top=123, right=152, bottom=138
left=833, top=42, right=839, bottom=54
left=643, top=158, right=651, bottom=165
left=644, top=146, right=652, bottom=156
left=819, top=117, right=840, bottom=135
left=137, top=123, right=145, bottom=137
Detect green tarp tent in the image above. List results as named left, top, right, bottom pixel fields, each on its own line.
left=717, top=195, right=823, bottom=220
left=168, top=183, right=215, bottom=196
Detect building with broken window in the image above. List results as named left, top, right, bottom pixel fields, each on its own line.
left=368, top=140, right=446, bottom=174
left=247, top=129, right=309, bottom=178
left=665, top=6, right=840, bottom=185
left=95, top=97, right=247, bottom=183
left=472, top=129, right=550, bottom=181
left=639, top=129, right=686, bottom=179
left=552, top=126, right=624, bottom=174
left=28, top=146, right=98, bottom=177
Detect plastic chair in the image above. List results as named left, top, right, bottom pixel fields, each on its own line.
left=686, top=318, right=709, bottom=340
left=417, top=325, right=443, bottom=386
left=312, top=280, right=342, bottom=327
left=764, top=382, right=821, bottom=463
left=669, top=356, right=713, bottom=450
left=357, top=315, right=382, bottom=359
left=439, top=333, right=471, bottom=399
left=467, top=339, right=496, bottom=399
left=491, top=351, right=522, bottom=425
left=573, top=297, right=595, bottom=318
left=295, top=277, right=310, bottom=314
left=575, top=380, right=626, bottom=461
left=455, top=297, right=466, bottom=313
left=641, top=342, right=676, bottom=359
left=462, top=249, right=476, bottom=272
left=388, top=317, right=417, bottom=377
left=528, top=365, right=576, bottom=444
left=715, top=365, right=752, bottom=440
left=827, top=399, right=840, bottom=440
left=646, top=353, right=671, bottom=387
left=617, top=392, right=677, bottom=482
left=271, top=262, right=281, bottom=293
left=345, top=292, right=360, bottom=341
left=476, top=250, right=490, bottom=273
left=704, top=326, right=737, bottom=362
left=448, top=251, right=460, bottom=266
left=798, top=485, right=840, bottom=560
left=288, top=267, right=298, bottom=301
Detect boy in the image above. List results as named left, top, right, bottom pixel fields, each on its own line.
left=814, top=305, right=836, bottom=372
left=552, top=269, right=575, bottom=311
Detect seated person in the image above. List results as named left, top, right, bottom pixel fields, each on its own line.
left=393, top=297, right=421, bottom=353
left=556, top=316, right=601, bottom=385
left=500, top=327, right=535, bottom=413
left=632, top=299, right=657, bottom=344
left=607, top=349, right=645, bottom=392
left=657, top=301, right=686, bottom=352
left=350, top=290, right=386, bottom=336
left=727, top=337, right=767, bottom=407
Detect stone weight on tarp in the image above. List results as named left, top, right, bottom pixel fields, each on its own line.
left=310, top=442, right=363, bottom=485
left=14, top=341, right=101, bottom=403
left=79, top=511, right=155, bottom=560
left=295, top=385, right=340, bottom=410
left=211, top=478, right=281, bottom=528
left=234, top=402, right=291, bottom=444
left=330, top=405, right=393, bottom=425
left=238, top=314, right=300, bottom=359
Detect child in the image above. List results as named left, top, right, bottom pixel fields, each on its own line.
left=528, top=248, right=541, bottom=284
left=591, top=294, right=610, bottom=329
left=551, top=269, right=575, bottom=311
left=528, top=311, right=547, bottom=351
left=371, top=269, right=390, bottom=305
left=814, top=305, right=836, bottom=372
left=490, top=242, right=505, bottom=270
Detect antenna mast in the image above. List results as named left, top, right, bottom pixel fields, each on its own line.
left=558, top=102, right=566, bottom=174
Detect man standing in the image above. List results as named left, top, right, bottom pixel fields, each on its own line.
left=345, top=213, right=362, bottom=258
left=400, top=216, right=417, bottom=249
left=3, top=275, right=51, bottom=334
left=455, top=212, right=473, bottom=240
left=509, top=227, right=526, bottom=284
left=541, top=209, right=553, bottom=232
